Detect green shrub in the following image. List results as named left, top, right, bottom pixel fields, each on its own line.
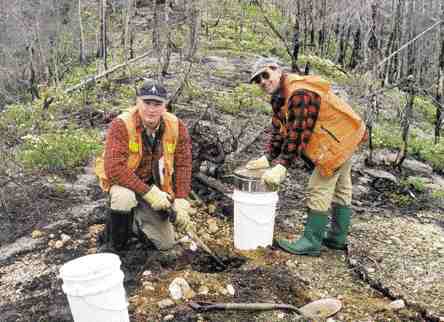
left=18, top=128, right=102, bottom=172
left=388, top=192, right=414, bottom=207
left=299, top=55, right=349, bottom=83
left=372, top=122, right=444, bottom=171
left=413, top=96, right=436, bottom=125
left=372, top=123, right=403, bottom=149
left=401, top=177, right=427, bottom=192
left=431, top=189, right=444, bottom=200
left=214, top=83, right=270, bottom=114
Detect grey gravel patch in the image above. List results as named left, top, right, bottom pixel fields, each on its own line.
left=349, top=214, right=444, bottom=320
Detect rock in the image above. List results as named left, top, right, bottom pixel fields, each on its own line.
left=163, top=314, right=174, bottom=321
left=208, top=203, right=217, bottom=214
left=198, top=285, right=209, bottom=295
left=402, top=159, right=433, bottom=175
left=352, top=185, right=369, bottom=198
left=226, top=284, right=235, bottom=296
left=157, top=299, right=175, bottom=309
left=364, top=169, right=398, bottom=183
left=218, top=286, right=228, bottom=295
left=299, top=298, right=342, bottom=319
left=54, top=240, right=64, bottom=249
left=142, top=270, right=152, bottom=277
left=277, top=312, right=286, bottom=319
left=142, top=281, right=155, bottom=292
left=168, top=277, right=194, bottom=300
left=60, top=234, right=71, bottom=243
left=286, top=260, right=297, bottom=268
left=388, top=299, right=405, bottom=310
left=32, top=230, right=45, bottom=239
left=190, top=241, right=198, bottom=252
left=207, top=218, right=219, bottom=234
left=372, top=149, right=397, bottom=165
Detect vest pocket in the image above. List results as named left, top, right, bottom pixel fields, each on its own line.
left=320, top=126, right=340, bottom=143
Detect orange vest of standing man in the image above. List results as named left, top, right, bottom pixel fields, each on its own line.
left=279, top=74, right=366, bottom=176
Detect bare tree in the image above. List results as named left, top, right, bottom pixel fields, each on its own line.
left=97, top=0, right=108, bottom=72
left=186, top=0, right=201, bottom=61
left=78, top=0, right=86, bottom=65
left=436, top=2, right=444, bottom=143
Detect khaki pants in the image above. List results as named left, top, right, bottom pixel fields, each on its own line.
left=306, top=158, right=353, bottom=212
left=109, top=185, right=175, bottom=250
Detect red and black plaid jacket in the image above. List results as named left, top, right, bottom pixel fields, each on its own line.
left=103, top=114, right=192, bottom=198
left=266, top=78, right=321, bottom=168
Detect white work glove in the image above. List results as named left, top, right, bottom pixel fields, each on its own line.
left=261, top=164, right=287, bottom=190
left=173, top=198, right=194, bottom=232
left=143, top=185, right=171, bottom=211
left=245, top=155, right=270, bottom=170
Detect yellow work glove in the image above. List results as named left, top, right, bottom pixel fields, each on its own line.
left=245, top=155, right=270, bottom=170
left=261, top=164, right=287, bottom=190
left=173, top=198, right=194, bottom=232
left=143, top=185, right=171, bottom=211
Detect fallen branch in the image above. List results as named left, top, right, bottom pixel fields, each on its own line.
left=64, top=50, right=153, bottom=94
left=194, top=172, right=231, bottom=198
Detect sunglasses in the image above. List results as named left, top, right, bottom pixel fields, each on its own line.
left=253, top=71, right=270, bottom=84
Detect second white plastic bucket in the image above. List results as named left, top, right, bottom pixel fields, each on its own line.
left=59, top=253, right=129, bottom=322
left=232, top=189, right=279, bottom=250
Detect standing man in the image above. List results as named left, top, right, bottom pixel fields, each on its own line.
left=95, top=81, right=193, bottom=252
left=246, top=58, right=366, bottom=256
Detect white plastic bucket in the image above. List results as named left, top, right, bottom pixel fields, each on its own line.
left=232, top=190, right=279, bottom=250
left=60, top=253, right=129, bottom=322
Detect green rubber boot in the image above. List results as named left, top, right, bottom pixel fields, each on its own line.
left=278, top=210, right=329, bottom=256
left=323, top=205, right=351, bottom=250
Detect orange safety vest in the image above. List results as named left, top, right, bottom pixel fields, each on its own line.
left=280, top=74, right=366, bottom=177
left=95, top=107, right=179, bottom=195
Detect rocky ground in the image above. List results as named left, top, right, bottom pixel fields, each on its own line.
left=1, top=55, right=444, bottom=322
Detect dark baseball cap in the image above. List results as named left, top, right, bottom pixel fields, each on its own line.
left=137, top=82, right=168, bottom=103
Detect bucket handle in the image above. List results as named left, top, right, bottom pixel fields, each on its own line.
left=62, top=271, right=124, bottom=297
left=75, top=295, right=129, bottom=312
left=238, top=208, right=276, bottom=225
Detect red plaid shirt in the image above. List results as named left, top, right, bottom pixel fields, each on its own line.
left=266, top=83, right=321, bottom=168
left=103, top=114, right=192, bottom=198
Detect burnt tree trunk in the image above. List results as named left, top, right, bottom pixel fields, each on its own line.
left=337, top=25, right=351, bottom=67
left=78, top=0, right=86, bottom=65
left=383, top=0, right=403, bottom=85
left=349, top=25, right=361, bottom=69
left=318, top=0, right=327, bottom=56
left=97, top=0, right=108, bottom=71
left=395, top=77, right=415, bottom=168
left=291, top=22, right=300, bottom=72
left=367, top=3, right=379, bottom=71
left=436, top=2, right=444, bottom=144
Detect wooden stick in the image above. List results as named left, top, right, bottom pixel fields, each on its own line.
left=64, top=50, right=153, bottom=94
left=190, top=302, right=301, bottom=314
